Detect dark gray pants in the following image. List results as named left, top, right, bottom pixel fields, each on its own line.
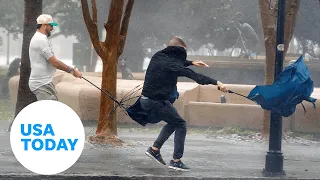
left=140, top=97, right=187, bottom=159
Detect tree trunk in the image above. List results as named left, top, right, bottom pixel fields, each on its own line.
left=283, top=0, right=300, bottom=54
left=14, top=0, right=42, bottom=117
left=259, top=0, right=300, bottom=138
left=81, top=0, right=134, bottom=145
left=88, top=52, right=120, bottom=145
left=95, top=54, right=117, bottom=135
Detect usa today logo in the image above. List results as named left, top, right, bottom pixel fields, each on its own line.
left=10, top=100, right=85, bottom=175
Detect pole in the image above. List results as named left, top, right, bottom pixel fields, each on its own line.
left=263, top=0, right=286, bottom=176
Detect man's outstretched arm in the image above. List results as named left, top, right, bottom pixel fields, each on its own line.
left=184, top=60, right=209, bottom=67
left=48, top=56, right=82, bottom=78
left=176, top=67, right=228, bottom=92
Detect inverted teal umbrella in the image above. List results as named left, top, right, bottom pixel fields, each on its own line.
left=229, top=55, right=317, bottom=117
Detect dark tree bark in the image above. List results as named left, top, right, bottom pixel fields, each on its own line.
left=14, top=0, right=42, bottom=117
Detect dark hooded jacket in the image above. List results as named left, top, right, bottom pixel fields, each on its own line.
left=141, top=46, right=218, bottom=101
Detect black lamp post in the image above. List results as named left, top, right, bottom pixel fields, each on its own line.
left=263, top=0, right=286, bottom=176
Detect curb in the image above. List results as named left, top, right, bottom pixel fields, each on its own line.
left=0, top=174, right=313, bottom=180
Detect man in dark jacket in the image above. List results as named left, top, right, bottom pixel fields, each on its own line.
left=141, top=37, right=228, bottom=171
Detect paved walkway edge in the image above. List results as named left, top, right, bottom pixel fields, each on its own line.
left=0, top=174, right=315, bottom=180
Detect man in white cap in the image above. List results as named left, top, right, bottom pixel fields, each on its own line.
left=29, top=14, right=82, bottom=101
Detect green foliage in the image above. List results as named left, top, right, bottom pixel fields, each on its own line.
left=1, top=0, right=316, bottom=71
left=294, top=0, right=320, bottom=57
left=128, top=0, right=262, bottom=51
left=123, top=0, right=263, bottom=71
left=0, top=99, right=13, bottom=120
left=0, top=0, right=24, bottom=39
left=43, top=0, right=89, bottom=41
left=0, top=67, right=8, bottom=78
left=0, top=0, right=86, bottom=41
left=215, top=127, right=255, bottom=136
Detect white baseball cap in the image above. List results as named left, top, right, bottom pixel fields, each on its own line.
left=36, top=14, right=58, bottom=26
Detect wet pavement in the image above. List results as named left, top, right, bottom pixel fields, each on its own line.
left=0, top=120, right=319, bottom=179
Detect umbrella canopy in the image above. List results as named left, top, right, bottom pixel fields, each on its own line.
left=247, top=56, right=317, bottom=117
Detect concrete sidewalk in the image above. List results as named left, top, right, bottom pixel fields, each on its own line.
left=0, top=120, right=319, bottom=179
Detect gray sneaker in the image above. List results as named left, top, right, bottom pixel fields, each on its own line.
left=168, top=160, right=190, bottom=171
left=145, top=147, right=166, bottom=165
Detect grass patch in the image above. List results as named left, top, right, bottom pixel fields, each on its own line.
left=284, top=131, right=320, bottom=142
left=0, top=67, right=8, bottom=78
left=215, top=127, right=256, bottom=136
left=0, top=99, right=14, bottom=120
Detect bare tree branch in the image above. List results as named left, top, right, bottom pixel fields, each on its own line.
left=104, top=0, right=124, bottom=49
left=117, top=0, right=134, bottom=58
left=92, top=0, right=97, bottom=23
left=81, top=0, right=102, bottom=56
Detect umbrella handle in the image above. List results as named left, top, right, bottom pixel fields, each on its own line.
left=82, top=76, right=123, bottom=108
left=226, top=89, right=248, bottom=99
left=218, top=87, right=255, bottom=103
left=217, top=86, right=234, bottom=94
